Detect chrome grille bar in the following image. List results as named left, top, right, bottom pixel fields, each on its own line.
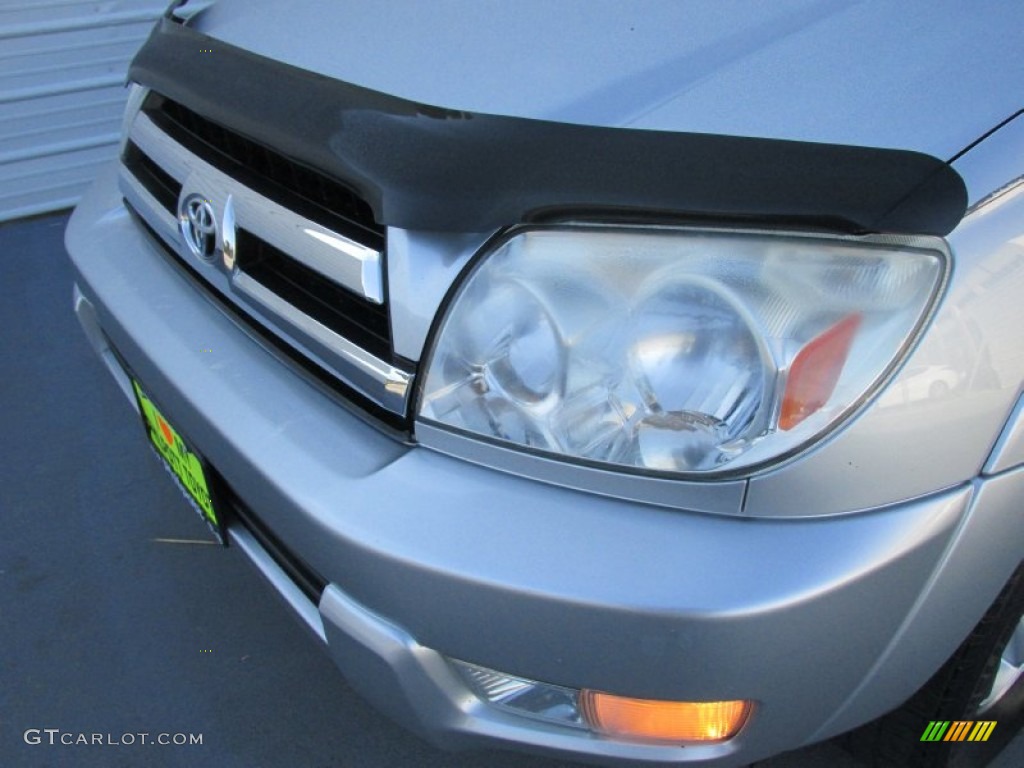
left=119, top=105, right=413, bottom=416
left=129, top=111, right=384, bottom=303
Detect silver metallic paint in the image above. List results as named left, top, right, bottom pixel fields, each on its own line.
left=985, top=394, right=1024, bottom=476
left=386, top=227, right=489, bottom=362
left=66, top=4, right=1024, bottom=762
left=229, top=525, right=326, bottom=643
left=67, top=157, right=1020, bottom=765
left=191, top=1, right=1023, bottom=160
left=416, top=421, right=745, bottom=516
left=810, top=467, right=1024, bottom=742
left=745, top=115, right=1024, bottom=516
left=318, top=584, right=745, bottom=765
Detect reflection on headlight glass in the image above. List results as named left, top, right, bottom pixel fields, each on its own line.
left=420, top=227, right=943, bottom=475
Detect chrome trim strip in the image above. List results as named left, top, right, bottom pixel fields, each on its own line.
left=118, top=165, right=178, bottom=245
left=228, top=525, right=327, bottom=644
left=73, top=284, right=139, bottom=411
left=221, top=193, right=237, bottom=270
left=120, top=113, right=414, bottom=414
left=129, top=111, right=384, bottom=304
left=414, top=421, right=747, bottom=515
left=234, top=273, right=411, bottom=410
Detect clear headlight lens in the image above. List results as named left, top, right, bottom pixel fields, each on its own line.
left=418, top=226, right=944, bottom=476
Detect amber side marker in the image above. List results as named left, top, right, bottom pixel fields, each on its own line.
left=779, top=312, right=862, bottom=431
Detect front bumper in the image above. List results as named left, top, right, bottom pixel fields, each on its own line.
left=66, top=165, right=1024, bottom=766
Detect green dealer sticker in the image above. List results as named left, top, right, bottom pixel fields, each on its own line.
left=132, top=379, right=226, bottom=545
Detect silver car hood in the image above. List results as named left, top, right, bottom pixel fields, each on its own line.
left=191, top=0, right=1023, bottom=160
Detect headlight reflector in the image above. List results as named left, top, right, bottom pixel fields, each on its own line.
left=419, top=226, right=944, bottom=476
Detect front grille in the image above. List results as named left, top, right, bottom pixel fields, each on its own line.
left=118, top=88, right=415, bottom=422
left=143, top=92, right=383, bottom=252
left=236, top=230, right=391, bottom=360
left=125, top=204, right=410, bottom=433
left=123, top=141, right=180, bottom=211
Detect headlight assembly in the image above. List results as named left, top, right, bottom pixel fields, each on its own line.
left=418, top=225, right=945, bottom=477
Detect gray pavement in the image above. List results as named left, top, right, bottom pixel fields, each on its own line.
left=1, top=211, right=1020, bottom=768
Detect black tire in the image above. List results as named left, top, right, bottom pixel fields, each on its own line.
left=843, top=560, right=1024, bottom=768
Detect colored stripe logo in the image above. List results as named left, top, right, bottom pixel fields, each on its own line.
left=920, top=721, right=996, bottom=742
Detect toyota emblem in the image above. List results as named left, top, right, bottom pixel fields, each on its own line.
left=179, top=194, right=218, bottom=261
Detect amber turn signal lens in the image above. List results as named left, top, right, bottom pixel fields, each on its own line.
left=580, top=691, right=752, bottom=743
left=779, top=313, right=862, bottom=431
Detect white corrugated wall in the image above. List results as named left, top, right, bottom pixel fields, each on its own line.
left=0, top=1, right=167, bottom=222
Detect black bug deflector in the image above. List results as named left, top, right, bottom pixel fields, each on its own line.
left=129, top=19, right=967, bottom=237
